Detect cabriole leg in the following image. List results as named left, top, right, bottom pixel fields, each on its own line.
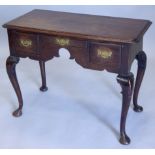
left=117, top=73, right=133, bottom=145
left=133, top=51, right=147, bottom=112
left=6, top=56, right=23, bottom=117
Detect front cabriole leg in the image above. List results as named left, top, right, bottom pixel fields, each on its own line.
left=133, top=51, right=147, bottom=112
left=6, top=56, right=23, bottom=117
left=117, top=73, right=133, bottom=145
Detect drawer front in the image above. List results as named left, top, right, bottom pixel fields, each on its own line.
left=90, top=42, right=121, bottom=70
left=12, top=31, right=37, bottom=53
left=39, top=34, right=89, bottom=63
left=40, top=35, right=87, bottom=49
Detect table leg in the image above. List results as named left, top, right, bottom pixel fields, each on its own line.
left=133, top=51, right=147, bottom=112
left=117, top=73, right=133, bottom=145
left=6, top=56, right=23, bottom=117
left=39, top=61, right=48, bottom=92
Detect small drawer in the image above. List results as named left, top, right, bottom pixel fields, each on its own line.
left=40, top=35, right=87, bottom=49
left=90, top=42, right=121, bottom=70
left=12, top=31, right=37, bottom=53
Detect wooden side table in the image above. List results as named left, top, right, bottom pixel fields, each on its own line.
left=3, top=9, right=152, bottom=145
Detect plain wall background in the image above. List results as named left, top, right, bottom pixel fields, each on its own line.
left=0, top=5, right=155, bottom=148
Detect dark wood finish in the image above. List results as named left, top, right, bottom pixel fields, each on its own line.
left=39, top=61, right=48, bottom=92
left=39, top=33, right=89, bottom=64
left=89, top=42, right=121, bottom=72
left=3, top=9, right=151, bottom=43
left=133, top=51, right=147, bottom=112
left=12, top=31, right=38, bottom=54
left=8, top=30, right=40, bottom=60
left=3, top=9, right=151, bottom=145
left=117, top=73, right=134, bottom=145
left=6, top=56, right=23, bottom=117
left=40, top=34, right=87, bottom=48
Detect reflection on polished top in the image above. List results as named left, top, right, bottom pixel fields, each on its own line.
left=3, top=9, right=152, bottom=43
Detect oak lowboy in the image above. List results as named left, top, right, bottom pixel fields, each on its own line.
left=3, top=9, right=152, bottom=145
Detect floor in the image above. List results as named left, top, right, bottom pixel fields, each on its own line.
left=0, top=5, right=155, bottom=149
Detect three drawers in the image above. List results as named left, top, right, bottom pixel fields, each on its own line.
left=10, top=31, right=121, bottom=72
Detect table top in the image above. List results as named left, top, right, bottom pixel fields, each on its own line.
left=3, top=9, right=152, bottom=43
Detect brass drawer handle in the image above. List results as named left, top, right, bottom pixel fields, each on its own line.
left=55, top=38, right=70, bottom=46
left=97, top=48, right=112, bottom=59
left=20, top=39, right=32, bottom=48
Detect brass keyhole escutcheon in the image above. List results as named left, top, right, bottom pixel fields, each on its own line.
left=20, top=39, right=32, bottom=48
left=55, top=38, right=70, bottom=46
left=97, top=48, right=112, bottom=59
